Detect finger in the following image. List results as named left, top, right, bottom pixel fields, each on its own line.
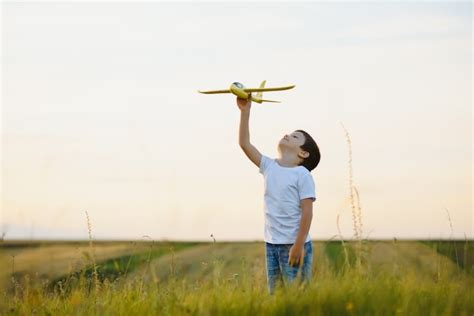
left=288, top=258, right=299, bottom=267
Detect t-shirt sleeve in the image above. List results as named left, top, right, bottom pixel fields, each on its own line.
left=298, top=171, right=316, bottom=202
left=259, top=155, right=272, bottom=175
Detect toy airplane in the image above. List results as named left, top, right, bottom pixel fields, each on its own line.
left=198, top=80, right=295, bottom=103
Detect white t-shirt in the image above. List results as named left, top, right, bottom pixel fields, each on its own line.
left=259, top=154, right=316, bottom=244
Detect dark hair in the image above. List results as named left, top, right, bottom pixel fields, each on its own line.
left=296, top=129, right=321, bottom=172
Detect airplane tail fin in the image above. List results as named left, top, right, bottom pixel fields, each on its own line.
left=250, top=96, right=281, bottom=103
left=259, top=99, right=281, bottom=103
left=255, top=80, right=266, bottom=99
left=251, top=80, right=280, bottom=103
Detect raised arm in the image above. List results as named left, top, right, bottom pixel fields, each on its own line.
left=237, top=97, right=262, bottom=168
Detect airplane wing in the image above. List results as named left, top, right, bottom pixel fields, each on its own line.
left=243, top=85, right=295, bottom=93
left=198, top=89, right=231, bottom=94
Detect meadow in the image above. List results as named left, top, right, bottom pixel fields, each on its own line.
left=0, top=238, right=472, bottom=315
left=1, top=126, right=472, bottom=315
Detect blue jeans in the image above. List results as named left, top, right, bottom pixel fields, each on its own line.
left=265, top=240, right=313, bottom=294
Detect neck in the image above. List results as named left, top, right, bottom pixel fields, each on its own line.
left=277, top=152, right=301, bottom=167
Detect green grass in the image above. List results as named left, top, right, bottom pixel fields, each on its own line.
left=421, top=240, right=474, bottom=273
left=323, top=241, right=356, bottom=271
left=1, top=240, right=473, bottom=315
left=45, top=242, right=198, bottom=295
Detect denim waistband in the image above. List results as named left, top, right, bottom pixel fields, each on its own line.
left=265, top=240, right=312, bottom=246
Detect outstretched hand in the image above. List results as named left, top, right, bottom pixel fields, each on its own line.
left=236, top=96, right=251, bottom=111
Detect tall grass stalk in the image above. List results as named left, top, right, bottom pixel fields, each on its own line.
left=141, top=235, right=157, bottom=282
left=353, top=186, right=364, bottom=243
left=340, top=122, right=364, bottom=270
left=336, top=214, right=350, bottom=269
left=464, top=233, right=469, bottom=275
left=85, top=211, right=100, bottom=296
left=444, top=207, right=460, bottom=269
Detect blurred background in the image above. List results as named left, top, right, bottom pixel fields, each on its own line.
left=1, top=1, right=472, bottom=241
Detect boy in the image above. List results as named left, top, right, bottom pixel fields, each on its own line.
left=236, top=96, right=321, bottom=295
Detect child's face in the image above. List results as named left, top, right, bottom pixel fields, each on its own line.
left=278, top=131, right=306, bottom=153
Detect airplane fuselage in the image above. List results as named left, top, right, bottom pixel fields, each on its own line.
left=198, top=80, right=290, bottom=104
left=229, top=82, right=249, bottom=99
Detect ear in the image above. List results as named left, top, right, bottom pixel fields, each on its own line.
left=298, top=150, right=309, bottom=159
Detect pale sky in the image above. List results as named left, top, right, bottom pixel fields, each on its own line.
left=1, top=1, right=472, bottom=241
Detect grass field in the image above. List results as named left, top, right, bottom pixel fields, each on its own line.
left=1, top=239, right=472, bottom=315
